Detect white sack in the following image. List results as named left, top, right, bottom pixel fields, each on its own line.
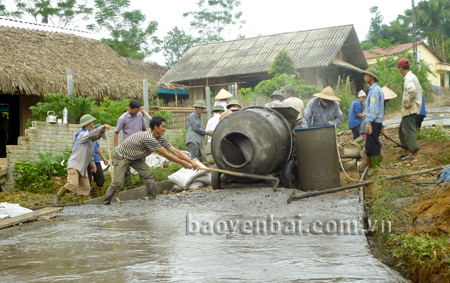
left=0, top=203, right=33, bottom=219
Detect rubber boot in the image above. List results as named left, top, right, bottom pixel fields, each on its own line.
left=54, top=187, right=67, bottom=205
left=103, top=189, right=115, bottom=205
left=96, top=187, right=105, bottom=197
left=80, top=195, right=89, bottom=203
left=368, top=155, right=383, bottom=168
left=123, top=176, right=131, bottom=191
left=146, top=181, right=157, bottom=200
left=352, top=136, right=364, bottom=146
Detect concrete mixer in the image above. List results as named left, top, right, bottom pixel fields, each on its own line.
left=210, top=106, right=298, bottom=189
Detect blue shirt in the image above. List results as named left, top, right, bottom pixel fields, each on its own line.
left=74, top=129, right=100, bottom=163
left=348, top=99, right=364, bottom=129
left=419, top=95, right=426, bottom=117
left=365, top=83, right=385, bottom=125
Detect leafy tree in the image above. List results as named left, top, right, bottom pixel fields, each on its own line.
left=162, top=26, right=199, bottom=66
left=89, top=0, right=159, bottom=60
left=183, top=0, right=245, bottom=43
left=414, top=0, right=450, bottom=57
left=268, top=50, right=297, bottom=76
left=13, top=0, right=92, bottom=25
left=361, top=6, right=412, bottom=50
left=55, top=0, right=93, bottom=27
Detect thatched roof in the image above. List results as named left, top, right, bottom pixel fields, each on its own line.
left=159, top=25, right=368, bottom=84
left=0, top=26, right=149, bottom=99
left=123, top=58, right=187, bottom=90
left=123, top=57, right=170, bottom=83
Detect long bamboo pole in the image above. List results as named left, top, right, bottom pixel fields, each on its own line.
left=287, top=166, right=447, bottom=203
left=105, top=130, right=120, bottom=202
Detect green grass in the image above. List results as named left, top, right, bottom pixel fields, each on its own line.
left=417, top=124, right=450, bottom=141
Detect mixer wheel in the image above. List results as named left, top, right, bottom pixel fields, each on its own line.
left=212, top=165, right=222, bottom=190
left=281, top=159, right=299, bottom=189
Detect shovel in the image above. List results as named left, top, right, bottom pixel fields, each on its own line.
left=105, top=129, right=120, bottom=203
left=199, top=167, right=280, bottom=192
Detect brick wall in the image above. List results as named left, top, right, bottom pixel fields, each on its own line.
left=4, top=121, right=184, bottom=192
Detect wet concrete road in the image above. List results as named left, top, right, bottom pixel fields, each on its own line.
left=0, top=188, right=407, bottom=282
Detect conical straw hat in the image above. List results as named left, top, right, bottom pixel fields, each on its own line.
left=215, top=88, right=233, bottom=100
left=313, top=86, right=341, bottom=101
left=382, top=86, right=398, bottom=100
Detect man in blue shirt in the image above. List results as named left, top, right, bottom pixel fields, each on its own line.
left=348, top=90, right=366, bottom=140
left=363, top=68, right=385, bottom=168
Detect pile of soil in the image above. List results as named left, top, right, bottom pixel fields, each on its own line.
left=404, top=182, right=450, bottom=236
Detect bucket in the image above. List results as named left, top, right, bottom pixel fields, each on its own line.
left=295, top=125, right=340, bottom=191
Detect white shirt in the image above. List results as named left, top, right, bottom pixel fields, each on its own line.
left=214, top=100, right=228, bottom=109
left=282, top=97, right=304, bottom=119
left=205, top=113, right=221, bottom=143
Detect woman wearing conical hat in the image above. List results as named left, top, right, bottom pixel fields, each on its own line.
left=214, top=89, right=233, bottom=109
left=302, top=86, right=343, bottom=128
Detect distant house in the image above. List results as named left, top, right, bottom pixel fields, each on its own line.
left=159, top=25, right=369, bottom=101
left=364, top=41, right=450, bottom=87
left=124, top=58, right=189, bottom=104
left=0, top=19, right=160, bottom=156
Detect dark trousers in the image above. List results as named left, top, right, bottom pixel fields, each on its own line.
left=399, top=114, right=420, bottom=153
left=415, top=115, right=425, bottom=130
left=351, top=125, right=361, bottom=140
left=187, top=142, right=203, bottom=160
left=87, top=162, right=105, bottom=187
left=365, top=122, right=382, bottom=157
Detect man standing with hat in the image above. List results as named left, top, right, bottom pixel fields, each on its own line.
left=348, top=90, right=366, bottom=140
left=302, top=86, right=343, bottom=128
left=219, top=100, right=242, bottom=121
left=205, top=105, right=225, bottom=144
left=214, top=89, right=233, bottom=109
left=186, top=100, right=212, bottom=160
left=265, top=90, right=285, bottom=108
left=397, top=58, right=422, bottom=160
left=363, top=68, right=385, bottom=168
left=54, top=114, right=112, bottom=204
left=281, top=85, right=304, bottom=127
left=74, top=124, right=109, bottom=198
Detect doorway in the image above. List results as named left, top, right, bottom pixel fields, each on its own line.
left=0, top=95, right=20, bottom=158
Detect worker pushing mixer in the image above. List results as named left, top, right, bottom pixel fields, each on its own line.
left=302, top=86, right=343, bottom=128
left=103, top=116, right=199, bottom=205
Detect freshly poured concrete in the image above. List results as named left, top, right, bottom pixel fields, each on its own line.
left=0, top=188, right=407, bottom=282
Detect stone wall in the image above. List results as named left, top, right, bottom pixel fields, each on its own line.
left=4, top=121, right=184, bottom=192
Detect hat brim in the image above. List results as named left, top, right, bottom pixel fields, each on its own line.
left=382, top=86, right=398, bottom=100
left=215, top=93, right=233, bottom=100
left=80, top=117, right=96, bottom=127
left=100, top=132, right=106, bottom=139
left=313, top=93, right=341, bottom=101
left=363, top=71, right=379, bottom=81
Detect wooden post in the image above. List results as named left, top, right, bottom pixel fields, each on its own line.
left=175, top=89, right=178, bottom=107
left=205, top=86, right=211, bottom=120
left=67, top=70, right=73, bottom=95
left=143, top=79, right=149, bottom=126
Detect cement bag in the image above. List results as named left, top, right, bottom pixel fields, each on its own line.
left=168, top=159, right=207, bottom=189
left=187, top=182, right=205, bottom=190
left=0, top=203, right=33, bottom=219
left=193, top=173, right=212, bottom=185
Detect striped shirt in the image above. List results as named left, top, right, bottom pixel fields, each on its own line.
left=115, top=131, right=172, bottom=160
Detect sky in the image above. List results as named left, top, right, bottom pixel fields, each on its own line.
left=132, top=0, right=413, bottom=66
left=4, top=0, right=414, bottom=66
